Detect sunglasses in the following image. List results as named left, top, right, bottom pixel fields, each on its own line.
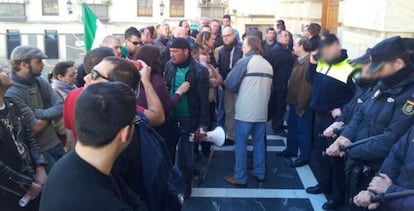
left=91, top=69, right=112, bottom=81
left=129, top=40, right=143, bottom=46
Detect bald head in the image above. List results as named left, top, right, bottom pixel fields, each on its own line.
left=199, top=17, right=209, bottom=28
left=222, top=27, right=235, bottom=45
left=174, top=27, right=187, bottom=38
left=101, top=35, right=122, bottom=57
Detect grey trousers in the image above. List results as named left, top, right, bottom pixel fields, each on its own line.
left=224, top=89, right=236, bottom=140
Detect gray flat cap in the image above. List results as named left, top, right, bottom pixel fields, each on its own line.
left=10, top=45, right=47, bottom=61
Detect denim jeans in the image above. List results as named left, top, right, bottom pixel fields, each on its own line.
left=234, top=120, right=266, bottom=184
left=44, top=143, right=65, bottom=172
left=286, top=104, right=313, bottom=161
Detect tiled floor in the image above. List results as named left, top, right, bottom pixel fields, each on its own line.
left=183, top=131, right=328, bottom=211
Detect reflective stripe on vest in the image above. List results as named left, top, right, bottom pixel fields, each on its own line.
left=316, top=59, right=354, bottom=84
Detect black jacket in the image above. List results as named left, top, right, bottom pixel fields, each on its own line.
left=270, top=42, right=295, bottom=86
left=342, top=64, right=414, bottom=164
left=379, top=124, right=414, bottom=210
left=164, top=59, right=210, bottom=129
left=262, top=40, right=276, bottom=63
left=217, top=42, right=243, bottom=80
left=0, top=97, right=46, bottom=197
left=309, top=35, right=321, bottom=52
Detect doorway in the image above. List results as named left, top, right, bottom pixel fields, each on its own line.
left=322, top=0, right=339, bottom=33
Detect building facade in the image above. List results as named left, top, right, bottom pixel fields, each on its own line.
left=274, top=0, right=414, bottom=58
left=0, top=0, right=412, bottom=68
left=0, top=0, right=228, bottom=67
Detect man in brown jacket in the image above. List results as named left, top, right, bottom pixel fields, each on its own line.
left=277, top=37, right=313, bottom=168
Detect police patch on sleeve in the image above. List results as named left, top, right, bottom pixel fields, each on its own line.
left=403, top=100, right=414, bottom=115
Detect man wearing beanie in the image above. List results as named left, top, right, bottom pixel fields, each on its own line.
left=164, top=38, right=210, bottom=198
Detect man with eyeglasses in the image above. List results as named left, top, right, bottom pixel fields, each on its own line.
left=0, top=66, right=47, bottom=210
left=121, top=26, right=143, bottom=60
left=6, top=46, right=65, bottom=171
left=64, top=47, right=115, bottom=150
left=217, top=27, right=243, bottom=144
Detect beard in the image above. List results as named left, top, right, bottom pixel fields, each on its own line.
left=28, top=64, right=42, bottom=77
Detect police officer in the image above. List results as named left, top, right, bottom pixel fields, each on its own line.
left=323, top=49, right=377, bottom=138
left=326, top=36, right=414, bottom=210
left=353, top=122, right=414, bottom=211
left=305, top=34, right=358, bottom=210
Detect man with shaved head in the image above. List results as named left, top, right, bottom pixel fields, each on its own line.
left=199, top=17, right=209, bottom=31
left=217, top=27, right=243, bottom=144
left=173, top=27, right=187, bottom=39
left=101, top=35, right=122, bottom=57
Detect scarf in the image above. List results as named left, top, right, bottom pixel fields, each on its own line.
left=381, top=64, right=413, bottom=88
left=51, top=79, right=77, bottom=94
left=222, top=39, right=238, bottom=72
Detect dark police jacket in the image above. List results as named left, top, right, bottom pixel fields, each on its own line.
left=164, top=58, right=210, bottom=129
left=379, top=124, right=414, bottom=210
left=0, top=97, right=46, bottom=197
left=306, top=50, right=357, bottom=112
left=341, top=64, right=414, bottom=164
left=336, top=78, right=376, bottom=124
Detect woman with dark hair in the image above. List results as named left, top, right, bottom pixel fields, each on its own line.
left=48, top=61, right=78, bottom=148
left=49, top=61, right=77, bottom=99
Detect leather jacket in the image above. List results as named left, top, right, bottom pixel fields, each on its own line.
left=164, top=58, right=210, bottom=129
left=0, top=97, right=47, bottom=197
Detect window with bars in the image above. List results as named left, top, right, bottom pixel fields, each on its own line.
left=137, top=0, right=152, bottom=16
left=87, top=4, right=109, bottom=22
left=42, top=0, right=59, bottom=16
left=0, top=0, right=26, bottom=21
left=170, top=0, right=184, bottom=17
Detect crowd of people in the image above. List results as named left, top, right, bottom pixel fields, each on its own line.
left=1, top=13, right=414, bottom=211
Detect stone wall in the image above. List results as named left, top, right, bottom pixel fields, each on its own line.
left=274, top=0, right=323, bottom=35
left=339, top=0, right=414, bottom=57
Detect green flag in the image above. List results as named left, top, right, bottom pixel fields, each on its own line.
left=83, top=3, right=111, bottom=51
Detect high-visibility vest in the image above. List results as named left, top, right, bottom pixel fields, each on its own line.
left=316, top=59, right=356, bottom=84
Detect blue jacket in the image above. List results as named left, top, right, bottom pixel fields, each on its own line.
left=270, top=42, right=295, bottom=86
left=379, top=124, right=414, bottom=210
left=306, top=50, right=357, bottom=112
left=336, top=79, right=376, bottom=124
left=341, top=64, right=414, bottom=163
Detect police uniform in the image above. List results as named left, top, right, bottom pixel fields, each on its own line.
left=339, top=36, right=414, bottom=208
left=337, top=50, right=377, bottom=126
left=378, top=121, right=414, bottom=210
left=306, top=34, right=358, bottom=208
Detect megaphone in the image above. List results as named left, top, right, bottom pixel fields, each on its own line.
left=189, top=127, right=225, bottom=146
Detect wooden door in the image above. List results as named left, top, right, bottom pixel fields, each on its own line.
left=322, top=0, right=339, bottom=33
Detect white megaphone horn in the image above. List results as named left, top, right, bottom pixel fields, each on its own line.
left=189, top=127, right=226, bottom=146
